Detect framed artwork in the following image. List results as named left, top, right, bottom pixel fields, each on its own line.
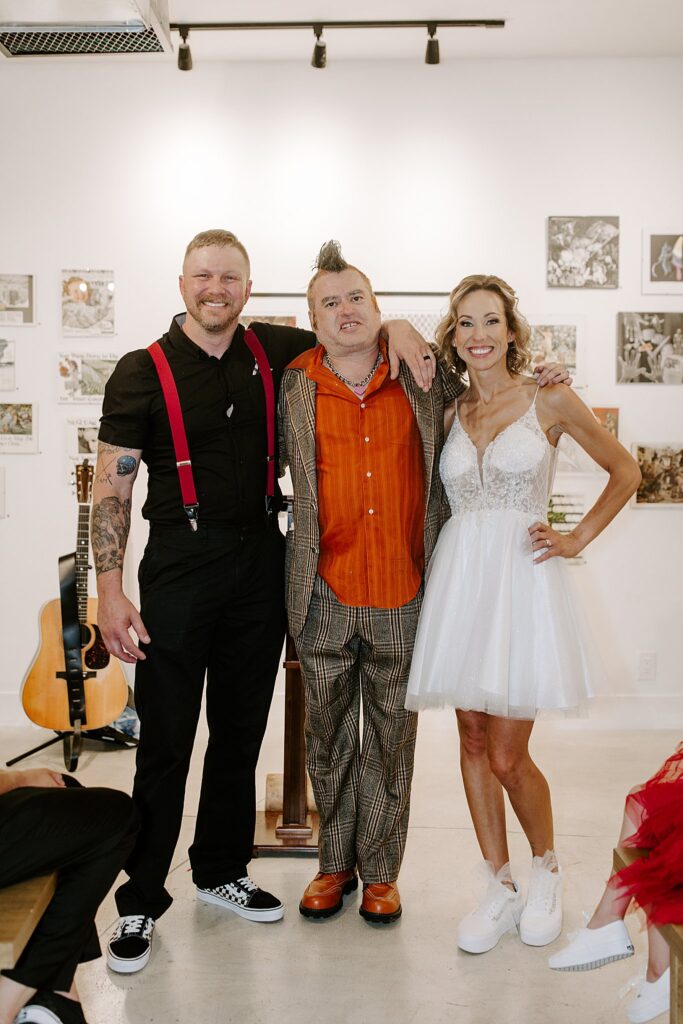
left=66, top=416, right=100, bottom=460
left=631, top=444, right=683, bottom=506
left=238, top=315, right=298, bottom=328
left=547, top=216, right=619, bottom=288
left=617, top=312, right=683, bottom=384
left=0, top=340, right=16, bottom=390
left=591, top=407, right=619, bottom=439
left=0, top=402, right=38, bottom=453
left=58, top=352, right=118, bottom=403
left=61, top=269, right=115, bottom=337
left=642, top=228, right=683, bottom=295
left=528, top=315, right=583, bottom=383
left=0, top=274, right=35, bottom=325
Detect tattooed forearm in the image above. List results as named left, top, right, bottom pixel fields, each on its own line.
left=91, top=496, right=132, bottom=575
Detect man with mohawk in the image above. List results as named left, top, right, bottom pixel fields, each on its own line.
left=279, top=241, right=460, bottom=924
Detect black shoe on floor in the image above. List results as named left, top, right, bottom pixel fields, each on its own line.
left=106, top=913, right=155, bottom=973
left=197, top=876, right=284, bottom=922
left=15, top=990, right=88, bottom=1024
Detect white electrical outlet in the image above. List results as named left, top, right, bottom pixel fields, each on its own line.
left=637, top=652, right=657, bottom=681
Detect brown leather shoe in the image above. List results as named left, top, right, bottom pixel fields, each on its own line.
left=299, top=870, right=358, bottom=919
left=359, top=881, right=402, bottom=924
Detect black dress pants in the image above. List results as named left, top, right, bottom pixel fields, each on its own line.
left=116, top=522, right=286, bottom=920
left=0, top=780, right=138, bottom=992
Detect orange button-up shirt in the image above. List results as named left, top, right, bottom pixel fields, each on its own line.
left=292, top=342, right=425, bottom=609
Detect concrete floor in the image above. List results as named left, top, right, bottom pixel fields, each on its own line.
left=1, top=713, right=675, bottom=1024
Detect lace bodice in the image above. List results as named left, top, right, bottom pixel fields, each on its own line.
left=440, top=396, right=557, bottom=520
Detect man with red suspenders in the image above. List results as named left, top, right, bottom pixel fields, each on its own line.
left=90, top=229, right=437, bottom=973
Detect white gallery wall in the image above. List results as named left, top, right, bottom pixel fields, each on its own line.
left=0, top=55, right=681, bottom=728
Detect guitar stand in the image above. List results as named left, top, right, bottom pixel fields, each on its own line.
left=6, top=726, right=137, bottom=773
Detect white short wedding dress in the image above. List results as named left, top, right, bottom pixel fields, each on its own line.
left=405, top=388, right=599, bottom=719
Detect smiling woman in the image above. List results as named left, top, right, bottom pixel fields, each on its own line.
left=405, top=271, right=642, bottom=959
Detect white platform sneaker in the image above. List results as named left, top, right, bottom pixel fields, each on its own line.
left=625, top=968, right=670, bottom=1023
left=520, top=855, right=563, bottom=946
left=457, top=864, right=523, bottom=954
left=548, top=919, right=634, bottom=971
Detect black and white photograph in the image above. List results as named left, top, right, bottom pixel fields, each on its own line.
left=632, top=444, right=683, bottom=506
left=0, top=273, right=35, bottom=325
left=58, top=352, right=118, bottom=403
left=0, top=401, right=38, bottom=453
left=0, top=339, right=16, bottom=390
left=617, top=312, right=683, bottom=384
left=528, top=317, right=580, bottom=379
left=61, top=269, right=115, bottom=336
left=547, top=216, right=619, bottom=288
left=643, top=228, right=683, bottom=295
left=66, top=416, right=100, bottom=460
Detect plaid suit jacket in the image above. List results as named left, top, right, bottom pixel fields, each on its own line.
left=278, top=358, right=462, bottom=639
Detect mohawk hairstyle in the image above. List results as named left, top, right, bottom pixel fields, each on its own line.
left=307, top=240, right=378, bottom=314
left=313, top=239, right=348, bottom=273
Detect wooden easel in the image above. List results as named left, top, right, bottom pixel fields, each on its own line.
left=253, top=637, right=319, bottom=856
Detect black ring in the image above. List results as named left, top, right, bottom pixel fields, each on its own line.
left=422, top=354, right=432, bottom=360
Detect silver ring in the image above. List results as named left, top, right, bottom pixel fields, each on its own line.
left=546, top=539, right=551, bottom=547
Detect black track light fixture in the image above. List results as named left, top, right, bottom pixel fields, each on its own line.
left=177, top=25, right=192, bottom=71
left=311, top=24, right=326, bottom=68
left=425, top=23, right=439, bottom=65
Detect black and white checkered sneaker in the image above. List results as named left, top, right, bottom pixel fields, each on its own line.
left=197, top=876, right=284, bottom=922
left=106, top=914, right=155, bottom=973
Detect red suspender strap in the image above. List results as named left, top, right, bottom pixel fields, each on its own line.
left=147, top=329, right=276, bottom=530
left=243, top=328, right=276, bottom=512
left=147, top=341, right=199, bottom=531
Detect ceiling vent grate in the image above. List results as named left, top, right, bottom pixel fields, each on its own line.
left=0, top=26, right=165, bottom=55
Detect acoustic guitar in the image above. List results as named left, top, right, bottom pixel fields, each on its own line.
left=21, top=461, right=128, bottom=759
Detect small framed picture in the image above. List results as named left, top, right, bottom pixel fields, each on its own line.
left=642, top=228, right=683, bottom=295
left=0, top=402, right=38, bottom=452
left=547, top=216, right=619, bottom=289
left=0, top=274, right=35, bottom=325
left=58, top=352, right=118, bottom=403
left=527, top=315, right=584, bottom=384
left=591, top=407, right=619, bottom=439
left=61, top=269, right=115, bottom=337
left=631, top=444, right=683, bottom=506
left=617, top=312, right=683, bottom=384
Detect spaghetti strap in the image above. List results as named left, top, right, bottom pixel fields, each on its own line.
left=531, top=383, right=541, bottom=408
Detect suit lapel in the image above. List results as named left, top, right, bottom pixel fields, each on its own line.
left=285, top=371, right=319, bottom=503
left=399, top=364, right=436, bottom=510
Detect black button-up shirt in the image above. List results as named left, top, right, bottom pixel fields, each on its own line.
left=99, top=315, right=315, bottom=527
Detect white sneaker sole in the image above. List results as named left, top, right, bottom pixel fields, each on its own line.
left=106, top=946, right=152, bottom=974
left=16, top=1009, right=61, bottom=1024
left=197, top=888, right=284, bottom=922
left=520, top=919, right=563, bottom=947
left=550, top=948, right=634, bottom=971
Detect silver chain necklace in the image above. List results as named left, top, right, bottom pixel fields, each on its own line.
left=323, top=350, right=382, bottom=394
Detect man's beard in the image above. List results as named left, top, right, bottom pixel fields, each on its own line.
left=194, top=297, right=242, bottom=333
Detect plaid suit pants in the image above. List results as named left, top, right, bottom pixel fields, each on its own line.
left=296, top=576, right=421, bottom=883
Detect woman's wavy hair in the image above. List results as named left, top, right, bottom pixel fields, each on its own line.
left=435, top=274, right=532, bottom=376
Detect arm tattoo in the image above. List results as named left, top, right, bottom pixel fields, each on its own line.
left=95, top=444, right=139, bottom=486
left=91, top=496, right=131, bottom=575
left=116, top=455, right=137, bottom=476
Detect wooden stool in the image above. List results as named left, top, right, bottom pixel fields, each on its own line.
left=0, top=873, right=57, bottom=969
left=614, top=846, right=683, bottom=1024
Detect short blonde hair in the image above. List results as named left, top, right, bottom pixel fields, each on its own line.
left=183, top=229, right=250, bottom=277
left=436, top=274, right=532, bottom=376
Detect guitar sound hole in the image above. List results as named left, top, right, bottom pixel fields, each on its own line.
left=84, top=625, right=111, bottom=670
